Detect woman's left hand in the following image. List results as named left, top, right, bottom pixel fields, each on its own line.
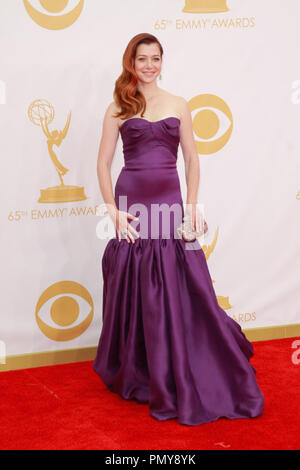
left=184, top=203, right=207, bottom=233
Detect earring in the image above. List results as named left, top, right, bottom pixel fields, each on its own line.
left=159, top=73, right=162, bottom=80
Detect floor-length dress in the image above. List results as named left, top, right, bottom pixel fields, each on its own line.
left=93, top=116, right=264, bottom=426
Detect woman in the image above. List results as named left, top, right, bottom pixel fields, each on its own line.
left=93, top=33, right=264, bottom=426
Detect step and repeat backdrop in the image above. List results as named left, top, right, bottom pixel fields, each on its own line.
left=0, top=0, right=299, bottom=368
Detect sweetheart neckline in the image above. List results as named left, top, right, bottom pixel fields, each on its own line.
left=119, top=116, right=180, bottom=131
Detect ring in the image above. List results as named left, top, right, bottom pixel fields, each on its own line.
left=122, top=229, right=129, bottom=235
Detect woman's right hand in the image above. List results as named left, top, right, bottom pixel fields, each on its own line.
left=108, top=207, right=139, bottom=243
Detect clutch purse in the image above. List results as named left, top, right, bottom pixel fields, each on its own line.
left=177, top=214, right=208, bottom=242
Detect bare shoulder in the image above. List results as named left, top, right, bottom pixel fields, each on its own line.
left=157, top=89, right=188, bottom=120
left=167, top=95, right=192, bottom=126
left=105, top=101, right=120, bottom=119
left=159, top=88, right=182, bottom=104
left=102, top=101, right=121, bottom=129
left=175, top=95, right=190, bottom=116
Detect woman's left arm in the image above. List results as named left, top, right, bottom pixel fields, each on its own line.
left=178, top=97, right=203, bottom=233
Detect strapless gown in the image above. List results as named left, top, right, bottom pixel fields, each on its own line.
left=93, top=116, right=264, bottom=426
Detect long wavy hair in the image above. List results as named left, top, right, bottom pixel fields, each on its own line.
left=112, top=33, right=163, bottom=120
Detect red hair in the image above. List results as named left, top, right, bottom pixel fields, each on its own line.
left=112, top=33, right=163, bottom=120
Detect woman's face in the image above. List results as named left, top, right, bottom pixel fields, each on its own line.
left=134, top=42, right=162, bottom=83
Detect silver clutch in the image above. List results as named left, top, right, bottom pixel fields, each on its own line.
left=177, top=214, right=208, bottom=242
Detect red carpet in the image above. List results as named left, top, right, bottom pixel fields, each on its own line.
left=0, top=337, right=299, bottom=450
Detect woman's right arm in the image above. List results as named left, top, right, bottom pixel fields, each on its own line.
left=97, top=102, right=120, bottom=222
left=97, top=103, right=139, bottom=243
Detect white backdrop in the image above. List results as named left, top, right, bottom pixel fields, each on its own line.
left=0, top=0, right=299, bottom=362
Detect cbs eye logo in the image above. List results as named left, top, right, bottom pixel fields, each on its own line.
left=189, top=94, right=233, bottom=154
left=35, top=281, right=94, bottom=341
left=23, top=0, right=84, bottom=30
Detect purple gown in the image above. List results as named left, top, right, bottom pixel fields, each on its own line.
left=93, top=116, right=264, bottom=426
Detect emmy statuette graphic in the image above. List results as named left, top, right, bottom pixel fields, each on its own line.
left=182, top=0, right=229, bottom=13
left=28, top=99, right=87, bottom=203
